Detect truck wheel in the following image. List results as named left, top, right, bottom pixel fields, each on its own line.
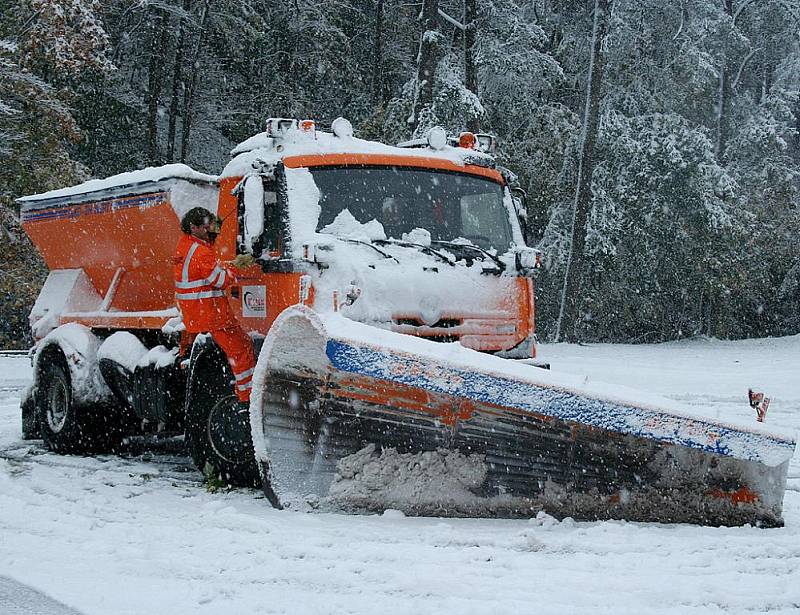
left=35, top=349, right=124, bottom=454
left=185, top=352, right=260, bottom=488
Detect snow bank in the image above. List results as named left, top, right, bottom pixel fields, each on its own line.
left=4, top=334, right=800, bottom=615
left=327, top=444, right=490, bottom=513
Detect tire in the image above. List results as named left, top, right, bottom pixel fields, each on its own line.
left=35, top=349, right=125, bottom=454
left=185, top=347, right=260, bottom=488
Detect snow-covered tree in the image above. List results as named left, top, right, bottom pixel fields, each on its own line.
left=20, top=0, right=114, bottom=79
left=0, top=0, right=114, bottom=348
left=3, top=0, right=800, bottom=342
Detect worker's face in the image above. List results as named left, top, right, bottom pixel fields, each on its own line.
left=190, top=216, right=220, bottom=243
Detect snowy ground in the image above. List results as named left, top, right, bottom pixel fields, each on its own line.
left=1, top=337, right=798, bottom=615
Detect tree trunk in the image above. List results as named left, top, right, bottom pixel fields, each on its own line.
left=371, top=0, right=385, bottom=104
left=794, top=97, right=800, bottom=160
left=167, top=0, right=191, bottom=162
left=464, top=0, right=479, bottom=132
left=147, top=9, right=170, bottom=165
left=180, top=1, right=210, bottom=164
left=715, top=62, right=732, bottom=161
left=715, top=0, right=735, bottom=162
left=412, top=0, right=440, bottom=133
left=555, top=0, right=612, bottom=343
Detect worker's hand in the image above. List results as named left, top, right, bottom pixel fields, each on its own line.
left=231, top=253, right=256, bottom=269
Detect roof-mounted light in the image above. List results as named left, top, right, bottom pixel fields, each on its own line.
left=427, top=126, right=448, bottom=150
left=299, top=119, right=316, bottom=137
left=459, top=132, right=476, bottom=149
left=331, top=117, right=354, bottom=138
left=265, top=118, right=297, bottom=137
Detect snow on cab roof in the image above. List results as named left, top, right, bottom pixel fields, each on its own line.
left=18, top=127, right=497, bottom=205
left=221, top=128, right=496, bottom=179
left=18, top=163, right=218, bottom=205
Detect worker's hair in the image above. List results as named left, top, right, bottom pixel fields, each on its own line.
left=180, top=207, right=213, bottom=234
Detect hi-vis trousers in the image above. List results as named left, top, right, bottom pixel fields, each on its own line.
left=182, top=325, right=256, bottom=403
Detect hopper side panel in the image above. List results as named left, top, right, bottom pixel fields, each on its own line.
left=22, top=194, right=181, bottom=312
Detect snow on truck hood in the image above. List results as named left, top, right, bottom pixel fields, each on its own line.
left=307, top=233, right=519, bottom=325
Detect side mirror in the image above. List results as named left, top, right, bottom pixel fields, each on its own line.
left=242, top=175, right=265, bottom=254
left=515, top=246, right=541, bottom=275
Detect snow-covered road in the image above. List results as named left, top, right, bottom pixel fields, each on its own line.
left=1, top=337, right=798, bottom=615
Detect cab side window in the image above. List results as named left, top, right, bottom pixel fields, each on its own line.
left=259, top=183, right=280, bottom=255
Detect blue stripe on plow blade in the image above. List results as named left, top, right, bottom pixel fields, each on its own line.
left=325, top=339, right=795, bottom=466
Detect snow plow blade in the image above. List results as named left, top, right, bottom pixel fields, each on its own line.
left=250, top=307, right=796, bottom=526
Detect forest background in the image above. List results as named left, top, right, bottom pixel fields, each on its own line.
left=1, top=0, right=799, bottom=348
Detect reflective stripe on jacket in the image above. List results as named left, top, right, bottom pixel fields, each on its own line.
left=173, top=234, right=237, bottom=332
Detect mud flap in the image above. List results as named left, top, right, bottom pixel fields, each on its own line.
left=250, top=306, right=797, bottom=526
left=99, top=358, right=184, bottom=429
left=21, top=386, right=40, bottom=440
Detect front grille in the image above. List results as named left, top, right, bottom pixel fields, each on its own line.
left=390, top=314, right=519, bottom=351
left=393, top=317, right=461, bottom=343
left=394, top=317, right=461, bottom=329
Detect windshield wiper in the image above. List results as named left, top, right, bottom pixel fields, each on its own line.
left=374, top=239, right=455, bottom=266
left=431, top=240, right=506, bottom=271
left=340, top=238, right=400, bottom=263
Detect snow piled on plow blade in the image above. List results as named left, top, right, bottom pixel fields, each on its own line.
left=250, top=307, right=797, bottom=526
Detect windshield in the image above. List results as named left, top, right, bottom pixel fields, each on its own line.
left=310, top=166, right=513, bottom=252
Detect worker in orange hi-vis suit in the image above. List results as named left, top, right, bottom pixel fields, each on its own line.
left=174, top=207, right=256, bottom=405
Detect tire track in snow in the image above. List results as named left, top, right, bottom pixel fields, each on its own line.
left=0, top=439, right=202, bottom=489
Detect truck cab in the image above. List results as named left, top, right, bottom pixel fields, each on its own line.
left=219, top=118, right=541, bottom=357
left=18, top=118, right=540, bottom=485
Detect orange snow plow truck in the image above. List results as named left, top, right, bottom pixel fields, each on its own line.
left=19, top=119, right=795, bottom=527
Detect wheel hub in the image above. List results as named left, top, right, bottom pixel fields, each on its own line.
left=46, top=379, right=69, bottom=433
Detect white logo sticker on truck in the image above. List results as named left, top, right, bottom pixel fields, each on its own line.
left=242, top=285, right=266, bottom=318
